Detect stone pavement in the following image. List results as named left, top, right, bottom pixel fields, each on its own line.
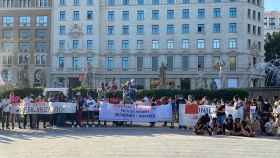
left=0, top=128, right=279, bottom=158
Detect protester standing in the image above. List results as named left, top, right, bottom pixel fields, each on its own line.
left=10, top=92, right=21, bottom=129
left=1, top=97, right=10, bottom=130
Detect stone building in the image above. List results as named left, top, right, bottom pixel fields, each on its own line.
left=264, top=11, right=280, bottom=35
left=50, top=0, right=265, bottom=89
left=0, top=0, right=51, bottom=88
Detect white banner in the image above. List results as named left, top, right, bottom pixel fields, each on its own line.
left=225, top=105, right=244, bottom=120
left=179, top=104, right=216, bottom=128
left=250, top=106, right=257, bottom=120
left=10, top=102, right=77, bottom=114
left=99, top=102, right=172, bottom=122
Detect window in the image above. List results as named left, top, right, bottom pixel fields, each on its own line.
left=182, top=0, right=189, bottom=4
left=198, top=0, right=205, bottom=3
left=227, top=79, right=238, bottom=88
left=59, top=0, right=66, bottom=5
left=123, top=0, right=129, bottom=5
left=182, top=39, right=190, bottom=49
left=73, top=0, right=80, bottom=6
left=107, top=26, right=114, bottom=35
left=182, top=56, right=189, bottom=71
left=152, top=40, right=159, bottom=49
left=258, top=41, right=262, bottom=51
left=212, top=39, right=220, bottom=49
left=137, top=40, right=144, bottom=49
left=107, top=57, right=113, bottom=71
left=3, top=31, right=13, bottom=40
left=167, top=24, right=175, bottom=34
left=229, top=8, right=237, bottom=17
left=228, top=38, right=237, bottom=49
left=19, top=16, right=31, bottom=26
left=122, top=25, right=129, bottom=35
left=107, top=0, right=115, bottom=6
left=137, top=10, right=144, bottom=21
left=152, top=25, right=160, bottom=34
left=86, top=25, right=93, bottom=34
left=137, top=56, right=143, bottom=71
left=197, top=24, right=205, bottom=33
left=229, top=23, right=237, bottom=33
left=87, top=11, right=93, bottom=20
left=72, top=56, right=80, bottom=70
left=107, top=40, right=114, bottom=49
left=198, top=56, right=204, bottom=71
left=87, top=0, right=93, bottom=5
left=167, top=0, right=175, bottom=4
left=248, top=39, right=251, bottom=49
left=107, top=11, right=115, bottom=21
left=73, top=11, right=80, bottom=21
left=182, top=24, right=189, bottom=33
left=59, top=25, right=66, bottom=35
left=87, top=40, right=93, bottom=49
left=122, top=40, right=129, bottom=49
left=247, top=24, right=251, bottom=34
left=3, top=16, right=14, bottom=27
left=137, top=0, right=144, bottom=5
left=137, top=25, right=144, bottom=34
left=152, top=10, right=160, bottom=20
left=213, top=23, right=221, bottom=33
left=58, top=56, right=64, bottom=68
left=59, top=40, right=65, bottom=49
left=167, top=56, right=173, bottom=71
left=197, top=39, right=205, bottom=49
left=152, top=0, right=159, bottom=5
left=36, top=16, right=48, bottom=26
left=122, top=11, right=129, bottom=21
left=167, top=10, right=175, bottom=19
left=152, top=56, right=158, bottom=71
left=182, top=9, right=190, bottom=19
left=122, top=57, right=129, bottom=71
left=59, top=11, right=66, bottom=21
left=87, top=56, right=93, bottom=66
left=198, top=9, right=205, bottom=18
left=72, top=40, right=79, bottom=49
left=167, top=40, right=175, bottom=49
left=248, top=9, right=251, bottom=19
left=213, top=8, right=221, bottom=17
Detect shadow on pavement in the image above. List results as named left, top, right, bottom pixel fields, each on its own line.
left=0, top=127, right=279, bottom=144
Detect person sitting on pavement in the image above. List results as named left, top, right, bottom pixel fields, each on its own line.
left=194, top=114, right=212, bottom=136
left=223, top=114, right=234, bottom=135
left=233, top=118, right=242, bottom=136
left=241, top=119, right=255, bottom=137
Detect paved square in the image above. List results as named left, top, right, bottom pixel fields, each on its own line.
left=0, top=128, right=279, bottom=158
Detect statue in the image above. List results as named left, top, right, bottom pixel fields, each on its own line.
left=159, top=63, right=167, bottom=89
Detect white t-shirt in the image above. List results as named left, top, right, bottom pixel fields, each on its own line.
left=85, top=99, right=97, bottom=111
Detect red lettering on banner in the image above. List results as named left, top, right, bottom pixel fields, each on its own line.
left=185, top=103, right=198, bottom=114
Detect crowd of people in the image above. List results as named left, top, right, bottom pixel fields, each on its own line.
left=0, top=91, right=279, bottom=138
left=193, top=96, right=280, bottom=137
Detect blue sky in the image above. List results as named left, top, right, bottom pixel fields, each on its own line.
left=265, top=0, right=280, bottom=11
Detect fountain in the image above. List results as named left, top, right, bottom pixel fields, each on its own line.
left=256, top=58, right=280, bottom=87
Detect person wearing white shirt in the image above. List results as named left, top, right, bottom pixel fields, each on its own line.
left=23, top=96, right=33, bottom=129
left=84, top=96, right=97, bottom=127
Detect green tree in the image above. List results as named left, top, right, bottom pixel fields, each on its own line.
left=264, top=32, right=280, bottom=62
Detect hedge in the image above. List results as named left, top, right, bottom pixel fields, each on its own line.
left=0, top=86, right=248, bottom=101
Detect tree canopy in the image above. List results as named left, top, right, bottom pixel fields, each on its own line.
left=264, top=31, right=280, bottom=62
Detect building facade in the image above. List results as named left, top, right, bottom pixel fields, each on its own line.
left=264, top=11, right=280, bottom=35
left=0, top=0, right=51, bottom=88
left=50, top=0, right=265, bottom=90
